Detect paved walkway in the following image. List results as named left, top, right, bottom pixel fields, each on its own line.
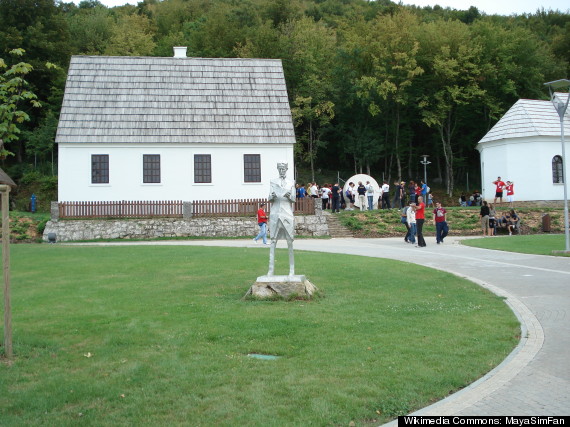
left=73, top=236, right=570, bottom=416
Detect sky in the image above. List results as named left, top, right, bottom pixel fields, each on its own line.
left=95, top=0, right=570, bottom=15
left=399, top=0, right=570, bottom=16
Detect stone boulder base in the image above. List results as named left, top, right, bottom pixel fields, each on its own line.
left=245, top=275, right=318, bottom=299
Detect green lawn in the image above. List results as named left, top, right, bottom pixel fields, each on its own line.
left=1, top=245, right=519, bottom=426
left=461, top=234, right=570, bottom=256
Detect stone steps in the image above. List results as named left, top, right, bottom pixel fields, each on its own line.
left=325, top=214, right=354, bottom=238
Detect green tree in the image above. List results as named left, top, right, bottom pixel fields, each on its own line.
left=66, top=4, right=114, bottom=55
left=105, top=14, right=157, bottom=56
left=281, top=17, right=337, bottom=181
left=292, top=96, right=335, bottom=182
left=343, top=11, right=424, bottom=180
left=0, top=49, right=43, bottom=159
left=416, top=20, right=486, bottom=196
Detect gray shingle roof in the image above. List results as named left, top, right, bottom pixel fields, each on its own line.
left=478, top=93, right=570, bottom=144
left=56, top=55, right=296, bottom=144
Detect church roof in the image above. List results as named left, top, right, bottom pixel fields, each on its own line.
left=478, top=93, right=570, bottom=144
left=56, top=55, right=296, bottom=145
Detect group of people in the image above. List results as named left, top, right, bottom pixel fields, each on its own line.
left=295, top=179, right=433, bottom=213
left=400, top=196, right=449, bottom=247
left=479, top=201, right=520, bottom=236
left=459, top=190, right=482, bottom=207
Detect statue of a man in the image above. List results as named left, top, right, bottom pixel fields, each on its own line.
left=268, top=162, right=296, bottom=276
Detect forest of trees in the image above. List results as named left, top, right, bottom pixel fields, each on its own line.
left=1, top=0, right=569, bottom=195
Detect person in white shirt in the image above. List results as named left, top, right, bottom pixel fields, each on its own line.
left=310, top=182, right=319, bottom=198
left=320, top=185, right=331, bottom=210
left=365, top=181, right=375, bottom=210
left=381, top=181, right=391, bottom=209
left=406, top=202, right=417, bottom=244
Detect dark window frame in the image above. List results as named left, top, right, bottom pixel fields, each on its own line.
left=553, top=155, right=564, bottom=184
left=194, top=154, right=212, bottom=183
left=91, top=154, right=109, bottom=184
left=244, top=154, right=261, bottom=183
left=143, top=154, right=161, bottom=184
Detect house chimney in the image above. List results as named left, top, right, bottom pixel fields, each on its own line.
left=173, top=46, right=187, bottom=58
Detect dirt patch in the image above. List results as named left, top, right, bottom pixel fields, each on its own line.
left=0, top=216, right=44, bottom=243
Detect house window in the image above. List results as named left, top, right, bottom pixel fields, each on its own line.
left=143, top=154, right=161, bottom=183
left=194, top=154, right=211, bottom=183
left=244, top=154, right=261, bottom=183
left=91, top=154, right=109, bottom=184
left=553, top=155, right=564, bottom=184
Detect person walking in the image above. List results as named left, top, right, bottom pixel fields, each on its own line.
left=480, top=201, right=491, bottom=236
left=433, top=201, right=449, bottom=244
left=401, top=204, right=411, bottom=243
left=406, top=202, right=417, bottom=245
left=489, top=203, right=497, bottom=236
left=415, top=195, right=426, bottom=247
left=253, top=203, right=268, bottom=244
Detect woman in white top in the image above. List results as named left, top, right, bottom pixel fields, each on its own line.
left=406, top=203, right=417, bottom=244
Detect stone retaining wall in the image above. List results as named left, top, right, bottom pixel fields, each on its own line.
left=43, top=215, right=329, bottom=242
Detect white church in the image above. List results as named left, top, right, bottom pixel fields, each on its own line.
left=477, top=93, right=569, bottom=202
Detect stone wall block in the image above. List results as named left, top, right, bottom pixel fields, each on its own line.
left=43, top=215, right=330, bottom=242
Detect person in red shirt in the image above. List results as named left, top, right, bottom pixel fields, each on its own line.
left=493, top=176, right=506, bottom=205
left=253, top=203, right=268, bottom=244
left=415, top=195, right=427, bottom=247
left=505, top=180, right=515, bottom=208
left=432, top=201, right=448, bottom=244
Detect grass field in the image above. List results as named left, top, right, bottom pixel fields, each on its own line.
left=1, top=245, right=519, bottom=426
left=461, top=234, right=570, bottom=256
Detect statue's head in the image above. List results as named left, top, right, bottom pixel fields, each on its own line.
left=277, top=162, right=288, bottom=176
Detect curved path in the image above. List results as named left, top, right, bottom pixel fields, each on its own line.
left=73, top=236, right=570, bottom=416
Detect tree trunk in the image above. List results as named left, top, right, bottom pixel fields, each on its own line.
left=439, top=118, right=454, bottom=197
left=309, top=120, right=315, bottom=182
left=394, top=105, right=402, bottom=181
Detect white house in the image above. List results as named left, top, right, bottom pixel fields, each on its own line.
left=56, top=47, right=296, bottom=202
left=476, top=93, right=570, bottom=202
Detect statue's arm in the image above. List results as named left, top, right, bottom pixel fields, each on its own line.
left=288, top=184, right=296, bottom=203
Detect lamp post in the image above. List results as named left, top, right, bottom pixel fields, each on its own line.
left=420, top=154, right=431, bottom=186
left=544, top=79, right=570, bottom=253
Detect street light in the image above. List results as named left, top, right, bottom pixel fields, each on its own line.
left=420, top=154, right=431, bottom=186
left=544, top=79, right=570, bottom=253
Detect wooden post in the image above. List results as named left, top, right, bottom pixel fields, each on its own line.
left=1, top=184, right=12, bottom=358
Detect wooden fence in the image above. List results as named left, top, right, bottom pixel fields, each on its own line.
left=59, top=200, right=183, bottom=219
left=191, top=197, right=315, bottom=217
left=58, top=198, right=315, bottom=219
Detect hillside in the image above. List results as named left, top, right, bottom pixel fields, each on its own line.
left=338, top=205, right=566, bottom=238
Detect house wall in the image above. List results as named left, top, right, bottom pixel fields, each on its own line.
left=478, top=136, right=568, bottom=201
left=58, top=143, right=295, bottom=202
